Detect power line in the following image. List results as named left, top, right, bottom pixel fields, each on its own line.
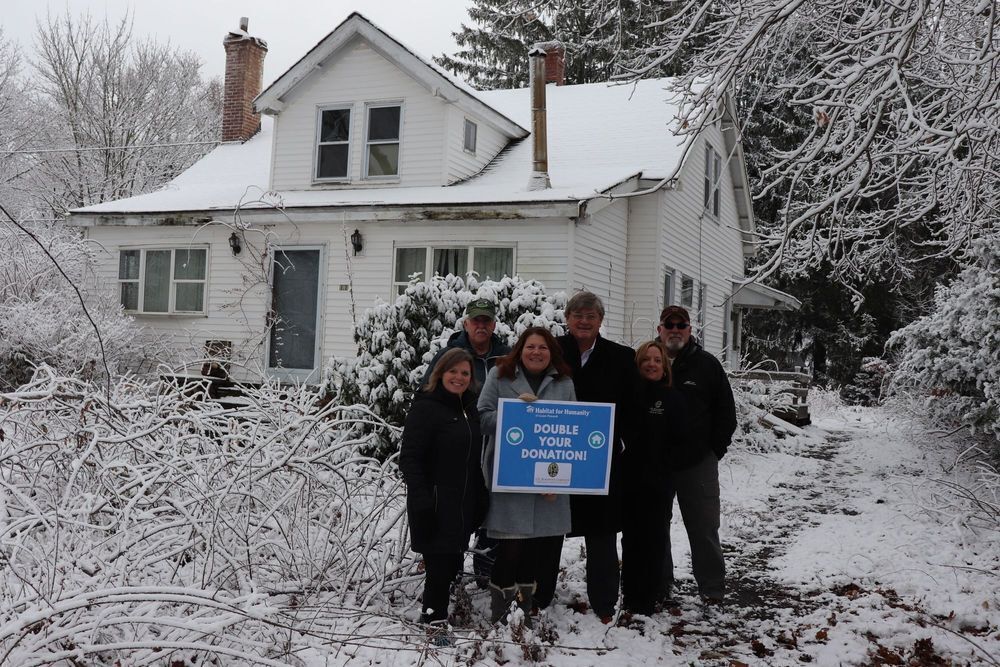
left=4, top=139, right=230, bottom=155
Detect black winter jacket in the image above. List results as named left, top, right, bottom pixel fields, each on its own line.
left=421, top=330, right=511, bottom=387
left=557, top=334, right=640, bottom=535
left=669, top=339, right=737, bottom=461
left=631, top=380, right=696, bottom=485
left=399, top=384, right=488, bottom=554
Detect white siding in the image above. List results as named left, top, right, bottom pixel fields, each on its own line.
left=84, top=225, right=272, bottom=379
left=570, top=199, right=629, bottom=343
left=660, top=127, right=746, bottom=363
left=86, top=217, right=572, bottom=380
left=623, top=192, right=662, bottom=343
left=443, top=106, right=509, bottom=184
left=269, top=37, right=448, bottom=190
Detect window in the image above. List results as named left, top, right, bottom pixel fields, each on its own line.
left=463, top=119, right=477, bottom=153
left=697, top=282, right=707, bottom=332
left=393, top=245, right=514, bottom=294
left=365, top=104, right=401, bottom=178
left=662, top=266, right=675, bottom=308
left=119, top=248, right=207, bottom=314
left=680, top=274, right=694, bottom=308
left=316, top=107, right=351, bottom=180
left=703, top=145, right=721, bottom=217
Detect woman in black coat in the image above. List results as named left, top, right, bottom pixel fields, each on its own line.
left=621, top=340, right=692, bottom=616
left=400, top=348, right=488, bottom=624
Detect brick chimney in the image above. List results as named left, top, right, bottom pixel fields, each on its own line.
left=222, top=17, right=267, bottom=143
left=538, top=41, right=565, bottom=86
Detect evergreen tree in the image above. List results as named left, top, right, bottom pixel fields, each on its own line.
left=434, top=0, right=670, bottom=89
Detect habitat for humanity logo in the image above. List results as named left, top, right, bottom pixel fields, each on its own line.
left=505, top=427, right=525, bottom=446
left=587, top=431, right=606, bottom=449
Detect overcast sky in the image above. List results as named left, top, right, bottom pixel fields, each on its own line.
left=3, top=0, right=472, bottom=85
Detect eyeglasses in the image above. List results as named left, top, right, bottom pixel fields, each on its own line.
left=659, top=321, right=689, bottom=330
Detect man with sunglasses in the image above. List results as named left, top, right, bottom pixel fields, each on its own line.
left=656, top=305, right=736, bottom=605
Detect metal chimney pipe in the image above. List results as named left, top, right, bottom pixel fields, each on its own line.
left=527, top=46, right=551, bottom=190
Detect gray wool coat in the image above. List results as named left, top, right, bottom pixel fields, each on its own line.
left=477, top=364, right=576, bottom=539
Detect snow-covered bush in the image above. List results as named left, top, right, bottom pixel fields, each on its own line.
left=889, top=240, right=1000, bottom=454
left=840, top=356, right=893, bottom=406
left=326, top=275, right=566, bottom=458
left=0, top=223, right=155, bottom=389
left=730, top=374, right=798, bottom=453
left=0, top=369, right=410, bottom=664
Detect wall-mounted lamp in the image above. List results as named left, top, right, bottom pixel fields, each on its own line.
left=228, top=231, right=242, bottom=255
left=350, top=228, right=363, bottom=256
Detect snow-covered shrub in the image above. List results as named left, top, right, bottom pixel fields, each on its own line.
left=326, top=274, right=566, bottom=458
left=730, top=374, right=798, bottom=453
left=0, top=368, right=409, bottom=664
left=888, top=240, right=1000, bottom=454
left=0, top=223, right=155, bottom=389
left=840, top=356, right=892, bottom=406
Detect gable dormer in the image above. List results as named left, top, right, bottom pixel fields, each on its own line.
left=255, top=13, right=527, bottom=191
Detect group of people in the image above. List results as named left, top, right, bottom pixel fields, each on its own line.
left=399, top=291, right=737, bottom=628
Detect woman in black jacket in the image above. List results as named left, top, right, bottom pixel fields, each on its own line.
left=621, top=340, right=692, bottom=615
left=400, top=348, right=488, bottom=624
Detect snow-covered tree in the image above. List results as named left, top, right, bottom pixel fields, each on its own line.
left=326, top=274, right=566, bottom=458
left=889, top=240, right=1000, bottom=454
left=623, top=0, right=1000, bottom=285
left=13, top=11, right=220, bottom=218
left=0, top=221, right=156, bottom=389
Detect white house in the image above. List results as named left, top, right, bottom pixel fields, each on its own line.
left=70, top=13, right=798, bottom=382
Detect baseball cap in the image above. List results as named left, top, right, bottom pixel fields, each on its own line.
left=659, top=305, right=690, bottom=323
left=465, top=298, right=497, bottom=320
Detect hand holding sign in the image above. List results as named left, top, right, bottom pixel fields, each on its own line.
left=518, top=393, right=538, bottom=402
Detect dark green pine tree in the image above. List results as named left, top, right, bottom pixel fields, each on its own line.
left=434, top=0, right=669, bottom=89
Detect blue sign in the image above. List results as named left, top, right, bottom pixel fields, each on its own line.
left=493, top=398, right=616, bottom=495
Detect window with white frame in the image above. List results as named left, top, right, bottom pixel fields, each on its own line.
left=463, top=119, right=477, bottom=153
left=703, top=145, right=722, bottom=217
left=365, top=103, right=401, bottom=178
left=315, top=106, right=351, bottom=180
left=392, top=245, right=514, bottom=294
left=680, top=274, right=694, bottom=308
left=662, top=266, right=675, bottom=308
left=118, top=248, right=207, bottom=314
left=697, top=282, right=707, bottom=332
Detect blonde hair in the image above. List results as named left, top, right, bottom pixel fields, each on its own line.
left=635, top=340, right=672, bottom=387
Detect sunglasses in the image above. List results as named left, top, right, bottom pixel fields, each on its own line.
left=659, top=321, right=690, bottom=330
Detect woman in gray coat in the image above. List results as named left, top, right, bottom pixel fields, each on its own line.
left=478, top=327, right=575, bottom=625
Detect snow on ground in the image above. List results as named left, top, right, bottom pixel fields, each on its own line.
left=303, top=400, right=1000, bottom=666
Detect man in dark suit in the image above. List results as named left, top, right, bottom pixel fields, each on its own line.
left=554, top=291, right=639, bottom=622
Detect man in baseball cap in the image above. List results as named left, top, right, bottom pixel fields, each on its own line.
left=655, top=304, right=736, bottom=605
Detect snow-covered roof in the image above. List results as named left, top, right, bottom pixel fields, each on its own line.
left=73, top=77, right=693, bottom=216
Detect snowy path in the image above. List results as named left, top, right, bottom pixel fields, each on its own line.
left=315, top=404, right=1000, bottom=665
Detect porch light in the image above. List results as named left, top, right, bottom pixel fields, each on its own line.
left=228, top=231, right=242, bottom=255
left=350, top=228, right=363, bottom=255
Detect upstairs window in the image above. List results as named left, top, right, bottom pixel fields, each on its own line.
left=463, top=119, right=478, bottom=153
left=392, top=245, right=514, bottom=294
left=119, top=248, right=207, bottom=314
left=365, top=104, right=401, bottom=178
left=703, top=145, right=722, bottom=217
left=316, top=107, right=351, bottom=180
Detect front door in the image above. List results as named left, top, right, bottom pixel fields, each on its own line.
left=267, top=248, right=322, bottom=380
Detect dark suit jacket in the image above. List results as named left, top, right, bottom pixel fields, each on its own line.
left=557, top=334, right=639, bottom=534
